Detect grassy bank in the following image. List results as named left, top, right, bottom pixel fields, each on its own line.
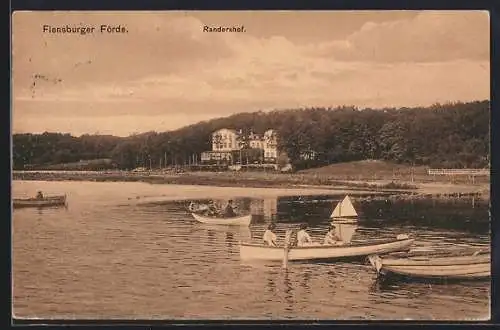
left=12, top=160, right=490, bottom=200
left=298, top=160, right=489, bottom=184
left=12, top=169, right=416, bottom=191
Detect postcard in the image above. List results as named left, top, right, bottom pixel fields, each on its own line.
left=11, top=10, right=490, bottom=321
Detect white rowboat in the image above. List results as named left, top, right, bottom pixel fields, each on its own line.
left=368, top=252, right=491, bottom=280
left=240, top=237, right=414, bottom=261
left=192, top=213, right=252, bottom=226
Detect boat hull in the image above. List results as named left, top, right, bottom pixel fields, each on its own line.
left=192, top=213, right=252, bottom=226
left=13, top=195, right=67, bottom=209
left=368, top=254, right=491, bottom=280
left=239, top=237, right=414, bottom=261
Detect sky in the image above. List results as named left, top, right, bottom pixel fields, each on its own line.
left=12, top=11, right=490, bottom=137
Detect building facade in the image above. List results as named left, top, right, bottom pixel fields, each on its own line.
left=248, top=131, right=264, bottom=149
left=263, top=129, right=278, bottom=161
left=201, top=128, right=279, bottom=165
left=211, top=128, right=239, bottom=152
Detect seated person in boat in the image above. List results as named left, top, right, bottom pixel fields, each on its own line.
left=296, top=223, right=314, bottom=247
left=323, top=224, right=344, bottom=246
left=262, top=223, right=278, bottom=247
left=36, top=191, right=44, bottom=199
left=222, top=200, right=237, bottom=218
left=203, top=200, right=219, bottom=216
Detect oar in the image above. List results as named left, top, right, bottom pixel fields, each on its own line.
left=472, top=249, right=488, bottom=256
left=282, top=230, right=292, bottom=270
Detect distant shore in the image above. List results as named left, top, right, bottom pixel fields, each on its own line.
left=12, top=170, right=490, bottom=200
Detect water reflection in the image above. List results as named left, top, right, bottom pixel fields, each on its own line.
left=332, top=222, right=358, bottom=243
left=207, top=229, right=216, bottom=243
left=369, top=275, right=490, bottom=313
left=183, top=194, right=489, bottom=235
left=266, top=277, right=276, bottom=296
left=300, top=271, right=312, bottom=295
left=12, top=181, right=490, bottom=320
left=225, top=232, right=234, bottom=249
left=282, top=271, right=294, bottom=312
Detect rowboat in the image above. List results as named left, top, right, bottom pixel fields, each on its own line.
left=13, top=195, right=67, bottom=209
left=368, top=252, right=491, bottom=280
left=239, top=236, right=414, bottom=261
left=192, top=213, right=252, bottom=226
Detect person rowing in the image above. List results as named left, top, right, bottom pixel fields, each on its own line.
left=222, top=199, right=237, bottom=218
left=323, top=224, right=344, bottom=246
left=262, top=223, right=278, bottom=247
left=36, top=191, right=44, bottom=199
left=296, top=223, right=314, bottom=247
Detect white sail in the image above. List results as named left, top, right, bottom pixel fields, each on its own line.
left=330, top=195, right=358, bottom=218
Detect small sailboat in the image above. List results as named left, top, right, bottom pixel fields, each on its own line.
left=330, top=195, right=358, bottom=221
left=330, top=195, right=359, bottom=244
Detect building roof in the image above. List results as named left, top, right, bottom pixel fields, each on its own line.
left=249, top=132, right=262, bottom=139
left=212, top=128, right=238, bottom=135
left=212, top=128, right=277, bottom=137
left=264, top=129, right=276, bottom=136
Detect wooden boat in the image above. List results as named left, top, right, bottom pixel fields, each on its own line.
left=192, top=213, right=252, bottom=226
left=331, top=195, right=358, bottom=223
left=368, top=252, right=491, bottom=280
left=239, top=236, right=415, bottom=261
left=13, top=195, right=67, bottom=209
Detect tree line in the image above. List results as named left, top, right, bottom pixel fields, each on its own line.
left=12, top=100, right=490, bottom=170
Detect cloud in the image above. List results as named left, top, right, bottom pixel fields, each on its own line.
left=15, top=57, right=489, bottom=118
left=308, top=11, right=489, bottom=62
left=12, top=11, right=490, bottom=136
left=12, top=12, right=234, bottom=96
left=12, top=113, right=222, bottom=137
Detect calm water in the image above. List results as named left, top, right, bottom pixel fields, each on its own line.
left=12, top=181, right=490, bottom=320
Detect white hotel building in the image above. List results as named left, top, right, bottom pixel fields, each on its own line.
left=201, top=128, right=278, bottom=164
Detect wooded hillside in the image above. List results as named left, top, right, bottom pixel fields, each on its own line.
left=12, top=100, right=490, bottom=170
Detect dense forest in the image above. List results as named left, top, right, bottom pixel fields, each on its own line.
left=12, top=100, right=490, bottom=171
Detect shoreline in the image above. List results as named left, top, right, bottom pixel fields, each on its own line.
left=12, top=170, right=490, bottom=200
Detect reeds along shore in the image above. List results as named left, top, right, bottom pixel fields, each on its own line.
left=12, top=170, right=490, bottom=200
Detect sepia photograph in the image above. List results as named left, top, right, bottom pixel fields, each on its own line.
left=11, top=10, right=490, bottom=321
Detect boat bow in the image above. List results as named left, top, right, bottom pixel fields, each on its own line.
left=368, top=255, right=383, bottom=273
